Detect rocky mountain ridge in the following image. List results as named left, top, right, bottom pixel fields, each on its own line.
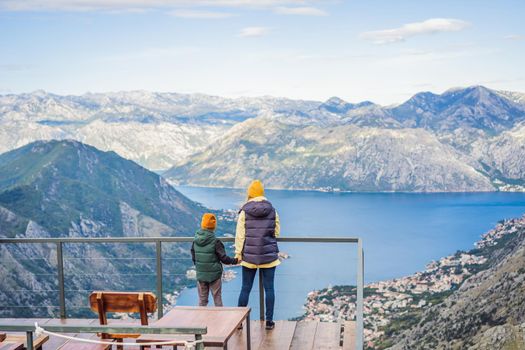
left=0, top=90, right=318, bottom=170
left=166, top=86, right=525, bottom=192
left=2, top=86, right=525, bottom=191
left=388, top=215, right=525, bottom=349
left=301, top=215, right=525, bottom=349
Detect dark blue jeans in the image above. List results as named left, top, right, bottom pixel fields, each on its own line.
left=238, top=266, right=276, bottom=321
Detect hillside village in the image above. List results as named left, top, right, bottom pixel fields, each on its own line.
left=301, top=216, right=525, bottom=348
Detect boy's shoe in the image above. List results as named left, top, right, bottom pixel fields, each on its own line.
left=265, top=321, right=275, bottom=330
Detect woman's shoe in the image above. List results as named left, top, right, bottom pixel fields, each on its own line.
left=265, top=321, right=275, bottom=330
left=237, top=322, right=243, bottom=330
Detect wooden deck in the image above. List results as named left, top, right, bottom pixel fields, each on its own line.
left=13, top=319, right=355, bottom=350
left=3, top=319, right=356, bottom=350
left=212, top=320, right=356, bottom=350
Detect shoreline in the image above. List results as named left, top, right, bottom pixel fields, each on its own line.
left=172, top=183, right=525, bottom=195
left=300, top=215, right=525, bottom=346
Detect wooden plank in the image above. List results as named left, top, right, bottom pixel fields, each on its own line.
left=137, top=335, right=200, bottom=347
left=3, top=334, right=49, bottom=350
left=0, top=343, right=24, bottom=350
left=139, top=306, right=249, bottom=346
left=116, top=347, right=177, bottom=350
left=43, top=319, right=99, bottom=326
left=0, top=319, right=52, bottom=326
left=42, top=319, right=100, bottom=349
left=57, top=334, right=112, bottom=350
left=89, top=292, right=157, bottom=314
left=259, top=321, right=297, bottom=350
left=208, top=321, right=266, bottom=350
left=342, top=321, right=356, bottom=350
left=312, top=322, right=341, bottom=350
left=290, top=321, right=318, bottom=350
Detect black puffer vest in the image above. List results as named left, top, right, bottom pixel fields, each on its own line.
left=241, top=200, right=279, bottom=265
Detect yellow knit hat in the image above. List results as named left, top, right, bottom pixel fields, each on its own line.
left=247, top=180, right=265, bottom=199
left=201, top=213, right=217, bottom=230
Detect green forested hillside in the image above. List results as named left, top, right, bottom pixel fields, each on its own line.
left=0, top=140, right=233, bottom=317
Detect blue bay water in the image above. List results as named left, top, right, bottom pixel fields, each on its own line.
left=174, top=187, right=525, bottom=320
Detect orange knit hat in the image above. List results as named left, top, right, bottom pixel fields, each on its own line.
left=201, top=213, right=217, bottom=230
left=247, top=180, right=265, bottom=199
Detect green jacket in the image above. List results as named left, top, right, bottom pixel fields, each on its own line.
left=192, top=229, right=223, bottom=283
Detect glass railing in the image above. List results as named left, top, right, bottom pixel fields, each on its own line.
left=0, top=236, right=364, bottom=349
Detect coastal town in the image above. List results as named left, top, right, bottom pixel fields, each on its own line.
left=301, top=216, right=525, bottom=348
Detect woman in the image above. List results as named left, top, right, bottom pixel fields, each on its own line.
left=235, top=180, right=280, bottom=330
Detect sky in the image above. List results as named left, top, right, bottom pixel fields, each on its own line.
left=0, top=0, right=524, bottom=104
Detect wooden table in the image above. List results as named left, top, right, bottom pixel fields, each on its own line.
left=137, top=307, right=251, bottom=350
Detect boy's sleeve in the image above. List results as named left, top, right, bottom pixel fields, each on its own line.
left=275, top=211, right=280, bottom=237
left=191, top=242, right=196, bottom=264
left=235, top=210, right=246, bottom=260
left=215, top=240, right=237, bottom=265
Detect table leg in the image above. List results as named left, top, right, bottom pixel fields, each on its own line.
left=246, top=311, right=251, bottom=350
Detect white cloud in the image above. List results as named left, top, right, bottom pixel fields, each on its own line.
left=504, top=34, right=525, bottom=41
left=274, top=6, right=327, bottom=16
left=170, top=10, right=234, bottom=18
left=0, top=0, right=312, bottom=12
left=360, top=18, right=470, bottom=44
left=238, top=26, right=270, bottom=37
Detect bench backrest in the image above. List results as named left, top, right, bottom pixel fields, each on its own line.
left=89, top=291, right=157, bottom=326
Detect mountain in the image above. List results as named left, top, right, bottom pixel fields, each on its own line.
left=0, top=139, right=202, bottom=236
left=165, top=86, right=525, bottom=192
left=2, top=86, right=525, bottom=192
left=319, top=97, right=376, bottom=114
left=387, top=217, right=525, bottom=349
left=496, top=90, right=525, bottom=105
left=300, top=215, right=525, bottom=349
left=0, top=140, right=227, bottom=317
left=391, top=86, right=525, bottom=133
left=165, top=115, right=493, bottom=192
left=0, top=90, right=319, bottom=170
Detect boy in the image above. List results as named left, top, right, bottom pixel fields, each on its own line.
left=191, top=213, right=238, bottom=307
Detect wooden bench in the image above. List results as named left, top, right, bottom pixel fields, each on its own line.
left=61, top=291, right=157, bottom=350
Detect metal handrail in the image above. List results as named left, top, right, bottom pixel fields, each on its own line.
left=0, top=323, right=208, bottom=334
left=0, top=237, right=359, bottom=243
left=0, top=236, right=365, bottom=350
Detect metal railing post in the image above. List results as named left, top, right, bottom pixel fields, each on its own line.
left=356, top=238, right=364, bottom=350
left=56, top=241, right=66, bottom=319
left=258, top=270, right=265, bottom=321
left=156, top=240, right=163, bottom=318
left=26, top=331, right=34, bottom=350
left=195, top=333, right=204, bottom=350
